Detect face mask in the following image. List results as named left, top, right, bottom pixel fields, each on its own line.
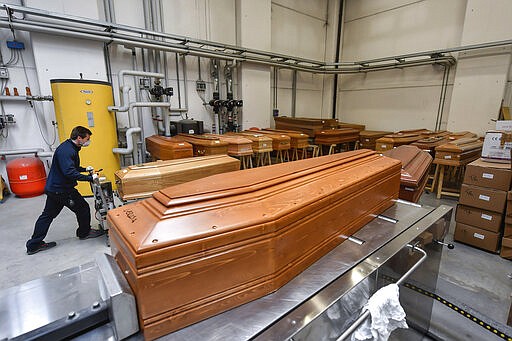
left=81, top=140, right=91, bottom=147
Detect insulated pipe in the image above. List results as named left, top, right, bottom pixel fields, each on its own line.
left=0, top=15, right=461, bottom=74
left=107, top=85, right=131, bottom=113
left=0, top=148, right=43, bottom=156
left=118, top=70, right=164, bottom=88
left=112, top=127, right=141, bottom=155
left=181, top=54, right=189, bottom=118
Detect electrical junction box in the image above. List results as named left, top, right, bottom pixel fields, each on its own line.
left=196, top=80, right=206, bottom=92
left=6, top=40, right=24, bottom=49
left=0, top=67, right=8, bottom=79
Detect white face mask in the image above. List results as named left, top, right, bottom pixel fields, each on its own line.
left=81, top=140, right=91, bottom=147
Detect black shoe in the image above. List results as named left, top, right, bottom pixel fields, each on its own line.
left=27, top=241, right=57, bottom=255
left=79, top=229, right=105, bottom=240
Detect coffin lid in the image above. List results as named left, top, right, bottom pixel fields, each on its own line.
left=262, top=128, right=309, bottom=138
left=204, top=133, right=252, bottom=144
left=177, top=133, right=230, bottom=146
left=153, top=149, right=378, bottom=208
left=360, top=130, right=392, bottom=137
left=383, top=145, right=432, bottom=186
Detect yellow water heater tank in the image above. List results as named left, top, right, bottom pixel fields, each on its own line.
left=51, top=79, right=120, bottom=196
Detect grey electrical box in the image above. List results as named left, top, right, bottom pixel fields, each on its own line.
left=196, top=80, right=206, bottom=92
left=0, top=67, right=8, bottom=79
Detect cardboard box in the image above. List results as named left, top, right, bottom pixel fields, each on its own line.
left=504, top=216, right=512, bottom=237
left=459, top=184, right=507, bottom=213
left=463, top=158, right=511, bottom=191
left=500, top=236, right=512, bottom=259
left=455, top=204, right=503, bottom=233
left=454, top=222, right=500, bottom=252
left=481, top=130, right=512, bottom=163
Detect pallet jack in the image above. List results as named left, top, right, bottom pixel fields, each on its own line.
left=88, top=167, right=116, bottom=246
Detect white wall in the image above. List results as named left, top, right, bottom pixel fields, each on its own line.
left=271, top=0, right=335, bottom=119
left=447, top=0, right=512, bottom=135
left=339, top=0, right=467, bottom=130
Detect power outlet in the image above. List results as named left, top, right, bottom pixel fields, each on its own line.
left=196, top=80, right=206, bottom=92
left=0, top=67, right=9, bottom=79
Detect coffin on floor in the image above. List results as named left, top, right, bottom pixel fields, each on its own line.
left=108, top=150, right=401, bottom=339
left=383, top=145, right=432, bottom=203
left=114, top=155, right=240, bottom=200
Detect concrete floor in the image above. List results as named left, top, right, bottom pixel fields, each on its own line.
left=0, top=190, right=511, bottom=339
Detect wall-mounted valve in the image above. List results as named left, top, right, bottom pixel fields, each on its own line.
left=149, top=80, right=173, bottom=100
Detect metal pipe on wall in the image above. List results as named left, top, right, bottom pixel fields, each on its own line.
left=291, top=70, right=297, bottom=117
left=181, top=54, right=189, bottom=118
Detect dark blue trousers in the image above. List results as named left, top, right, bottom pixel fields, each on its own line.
left=26, top=189, right=91, bottom=251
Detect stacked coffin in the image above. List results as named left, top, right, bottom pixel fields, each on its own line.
left=228, top=131, right=273, bottom=153
left=419, top=130, right=451, bottom=139
left=177, top=134, right=229, bottom=156
left=411, top=136, right=450, bottom=158
left=375, top=132, right=423, bottom=152
left=383, top=145, right=433, bottom=203
left=114, top=155, right=240, bottom=201
left=243, top=130, right=291, bottom=151
left=262, top=128, right=310, bottom=149
left=398, top=128, right=432, bottom=136
left=145, top=135, right=193, bottom=160
left=433, top=137, right=483, bottom=166
left=314, top=128, right=360, bottom=145
left=274, top=116, right=338, bottom=137
left=204, top=134, right=253, bottom=157
left=359, top=130, right=392, bottom=150
left=107, top=150, right=401, bottom=339
left=455, top=159, right=511, bottom=253
left=448, top=131, right=477, bottom=141
left=338, top=122, right=366, bottom=132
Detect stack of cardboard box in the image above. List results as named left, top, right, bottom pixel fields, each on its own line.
left=455, top=159, right=511, bottom=253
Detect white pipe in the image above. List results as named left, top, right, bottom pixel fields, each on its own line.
left=0, top=148, right=42, bottom=156
left=118, top=70, right=164, bottom=87
left=107, top=85, right=131, bottom=112
left=129, top=102, right=170, bottom=129
left=37, top=151, right=54, bottom=158
left=112, top=127, right=142, bottom=155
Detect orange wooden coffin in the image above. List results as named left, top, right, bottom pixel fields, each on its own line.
left=338, top=122, right=366, bottom=131
left=398, top=128, right=432, bottom=135
left=228, top=132, right=273, bottom=153
left=448, top=131, right=478, bottom=141
left=375, top=133, right=422, bottom=152
left=204, top=134, right=253, bottom=156
left=145, top=135, right=193, bottom=160
left=359, top=130, right=393, bottom=150
left=262, top=128, right=310, bottom=149
left=177, top=134, right=229, bottom=156
left=315, top=128, right=360, bottom=145
left=114, top=155, right=240, bottom=200
left=434, top=137, right=483, bottom=166
left=242, top=130, right=291, bottom=151
left=274, top=116, right=338, bottom=137
left=419, top=130, right=451, bottom=138
left=411, top=136, right=450, bottom=152
left=107, top=150, right=401, bottom=339
left=383, top=145, right=433, bottom=203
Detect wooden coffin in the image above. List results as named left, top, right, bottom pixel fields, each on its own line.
left=448, top=131, right=478, bottom=141
left=227, top=132, right=273, bottom=153
left=419, top=130, right=451, bottom=138
left=383, top=145, right=433, bottom=203
left=359, top=130, right=392, bottom=150
left=177, top=134, right=229, bottom=156
left=315, top=128, right=360, bottom=145
left=274, top=116, right=338, bottom=137
left=434, top=137, right=483, bottom=166
left=338, top=122, right=366, bottom=131
left=145, top=135, right=193, bottom=160
left=242, top=130, right=291, bottom=150
left=398, top=128, right=432, bottom=135
left=107, top=150, right=401, bottom=339
left=114, top=155, right=240, bottom=200
left=262, top=128, right=310, bottom=149
left=204, top=134, right=253, bottom=156
left=411, top=136, right=450, bottom=152
left=375, top=133, right=422, bottom=152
